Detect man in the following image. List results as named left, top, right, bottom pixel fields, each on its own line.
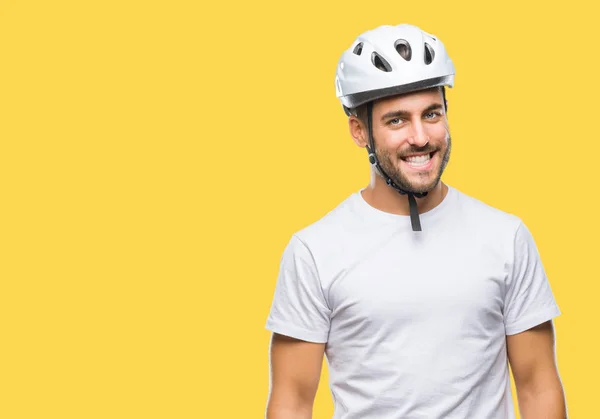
left=265, top=24, right=567, bottom=419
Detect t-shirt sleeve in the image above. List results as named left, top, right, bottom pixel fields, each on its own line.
left=265, top=235, right=331, bottom=343
left=504, top=220, right=561, bottom=335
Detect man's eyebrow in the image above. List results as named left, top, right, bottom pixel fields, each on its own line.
left=380, top=103, right=445, bottom=121
left=422, top=103, right=444, bottom=114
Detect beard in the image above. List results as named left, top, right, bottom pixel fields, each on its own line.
left=375, top=135, right=452, bottom=194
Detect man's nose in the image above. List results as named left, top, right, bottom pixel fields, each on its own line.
left=406, top=121, right=429, bottom=147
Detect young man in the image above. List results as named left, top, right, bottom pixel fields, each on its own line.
left=265, top=24, right=567, bottom=419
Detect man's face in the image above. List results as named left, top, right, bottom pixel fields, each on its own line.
left=371, top=88, right=451, bottom=194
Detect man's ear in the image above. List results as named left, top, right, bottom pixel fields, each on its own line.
left=349, top=116, right=368, bottom=149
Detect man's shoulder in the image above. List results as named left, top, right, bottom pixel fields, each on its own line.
left=292, top=190, right=361, bottom=246
left=452, top=185, right=523, bottom=232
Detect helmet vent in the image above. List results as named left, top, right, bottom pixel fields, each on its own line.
left=353, top=42, right=363, bottom=55
left=371, top=52, right=392, bottom=72
left=394, top=39, right=412, bottom=61
left=424, top=43, right=435, bottom=65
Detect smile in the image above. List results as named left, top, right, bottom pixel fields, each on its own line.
left=401, top=152, right=436, bottom=169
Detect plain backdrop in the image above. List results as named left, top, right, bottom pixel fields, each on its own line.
left=0, top=1, right=596, bottom=417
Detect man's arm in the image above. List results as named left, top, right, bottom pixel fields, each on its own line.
left=507, top=320, right=567, bottom=418
left=266, top=333, right=326, bottom=419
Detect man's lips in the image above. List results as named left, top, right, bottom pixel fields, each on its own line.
left=400, top=150, right=437, bottom=170
left=400, top=150, right=436, bottom=160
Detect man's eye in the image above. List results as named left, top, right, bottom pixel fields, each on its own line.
left=425, top=112, right=441, bottom=119
left=389, top=118, right=402, bottom=125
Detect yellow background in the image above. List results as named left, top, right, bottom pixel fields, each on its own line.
left=0, top=0, right=595, bottom=417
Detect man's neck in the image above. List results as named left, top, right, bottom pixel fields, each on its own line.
left=361, top=179, right=448, bottom=216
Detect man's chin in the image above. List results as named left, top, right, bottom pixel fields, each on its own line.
left=398, top=178, right=440, bottom=195
left=377, top=165, right=442, bottom=194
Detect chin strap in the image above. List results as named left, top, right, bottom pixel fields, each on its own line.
left=366, top=102, right=426, bottom=232
left=407, top=193, right=422, bottom=231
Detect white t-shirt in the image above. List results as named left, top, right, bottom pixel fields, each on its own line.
left=265, top=184, right=561, bottom=419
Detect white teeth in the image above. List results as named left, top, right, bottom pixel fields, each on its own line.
left=405, top=154, right=431, bottom=167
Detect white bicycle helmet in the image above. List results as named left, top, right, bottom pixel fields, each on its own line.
left=335, top=24, right=456, bottom=231
left=335, top=24, right=455, bottom=115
